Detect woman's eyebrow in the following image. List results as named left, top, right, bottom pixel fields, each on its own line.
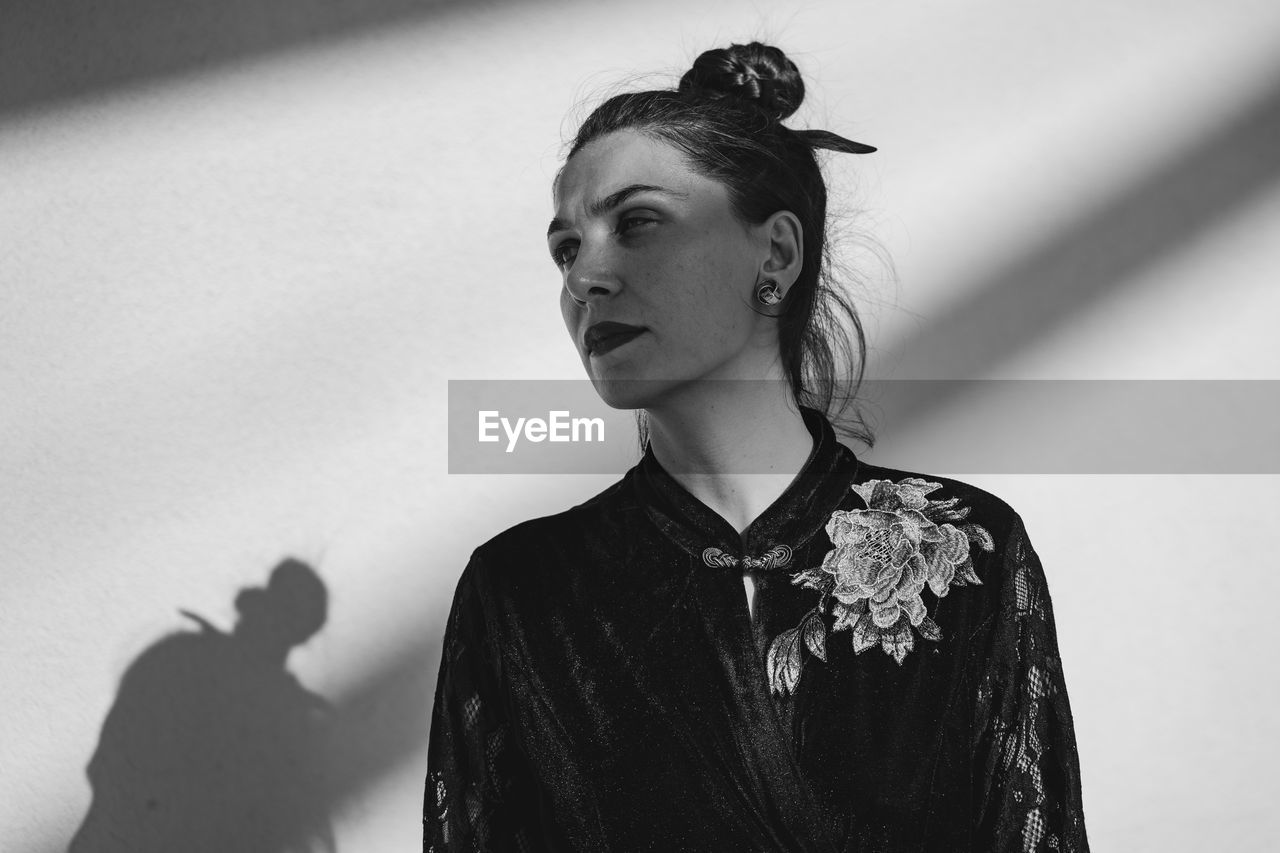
left=547, top=184, right=689, bottom=238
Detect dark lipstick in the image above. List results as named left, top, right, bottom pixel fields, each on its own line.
left=585, top=322, right=646, bottom=356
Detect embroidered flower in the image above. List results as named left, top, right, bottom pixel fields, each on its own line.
left=766, top=477, right=995, bottom=695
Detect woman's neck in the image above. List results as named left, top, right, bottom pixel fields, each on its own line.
left=645, top=383, right=814, bottom=539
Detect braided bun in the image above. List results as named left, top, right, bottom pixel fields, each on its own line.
left=677, top=41, right=805, bottom=122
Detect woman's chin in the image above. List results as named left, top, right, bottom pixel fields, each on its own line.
left=589, top=374, right=672, bottom=410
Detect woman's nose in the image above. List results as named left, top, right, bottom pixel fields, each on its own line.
left=564, top=240, right=622, bottom=303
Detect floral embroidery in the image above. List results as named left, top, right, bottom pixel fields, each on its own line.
left=766, top=477, right=995, bottom=695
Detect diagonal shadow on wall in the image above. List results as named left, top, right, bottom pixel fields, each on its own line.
left=0, top=0, right=520, bottom=117
left=854, top=71, right=1280, bottom=450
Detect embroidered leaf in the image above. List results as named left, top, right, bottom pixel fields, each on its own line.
left=790, top=566, right=829, bottom=592
left=901, top=477, right=943, bottom=497
left=766, top=625, right=804, bottom=696
left=801, top=611, right=827, bottom=662
left=831, top=599, right=865, bottom=632
left=932, top=505, right=972, bottom=522
left=952, top=555, right=982, bottom=586
left=927, top=499, right=966, bottom=523
left=917, top=614, right=943, bottom=642
left=960, top=522, right=995, bottom=552
left=851, top=612, right=878, bottom=654
left=850, top=481, right=879, bottom=507
left=881, top=616, right=914, bottom=665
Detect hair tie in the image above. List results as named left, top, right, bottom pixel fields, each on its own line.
left=792, top=128, right=876, bottom=154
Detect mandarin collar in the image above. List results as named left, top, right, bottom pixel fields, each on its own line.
left=632, top=405, right=862, bottom=570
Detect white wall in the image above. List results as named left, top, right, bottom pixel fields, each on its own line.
left=3, top=1, right=1279, bottom=850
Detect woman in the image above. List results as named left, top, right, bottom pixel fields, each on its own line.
left=426, top=41, right=1089, bottom=852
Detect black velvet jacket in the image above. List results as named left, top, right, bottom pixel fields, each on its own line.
left=425, top=406, right=1089, bottom=852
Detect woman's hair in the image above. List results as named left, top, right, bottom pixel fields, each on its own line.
left=562, top=41, right=878, bottom=451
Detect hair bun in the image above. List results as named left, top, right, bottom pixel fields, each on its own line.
left=678, top=41, right=805, bottom=122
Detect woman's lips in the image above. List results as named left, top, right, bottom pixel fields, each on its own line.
left=590, top=328, right=646, bottom=357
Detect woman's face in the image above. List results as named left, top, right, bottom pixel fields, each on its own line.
left=549, top=128, right=796, bottom=410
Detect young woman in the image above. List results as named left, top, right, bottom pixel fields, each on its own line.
left=426, top=41, right=1089, bottom=852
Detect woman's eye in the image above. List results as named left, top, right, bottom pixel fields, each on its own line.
left=551, top=217, right=655, bottom=268
left=551, top=242, right=577, bottom=268
left=617, top=216, right=656, bottom=234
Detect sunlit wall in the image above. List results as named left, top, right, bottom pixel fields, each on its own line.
left=3, top=1, right=1279, bottom=850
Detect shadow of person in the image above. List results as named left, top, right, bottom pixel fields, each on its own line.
left=68, top=558, right=337, bottom=853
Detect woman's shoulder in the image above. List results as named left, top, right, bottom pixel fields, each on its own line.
left=460, top=470, right=638, bottom=583
left=490, top=472, right=632, bottom=541
left=443, top=472, right=649, bottom=629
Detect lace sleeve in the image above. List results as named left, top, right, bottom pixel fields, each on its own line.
left=972, top=514, right=1090, bottom=852
left=425, top=555, right=543, bottom=852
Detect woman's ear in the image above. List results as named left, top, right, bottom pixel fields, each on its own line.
left=758, top=210, right=804, bottom=289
